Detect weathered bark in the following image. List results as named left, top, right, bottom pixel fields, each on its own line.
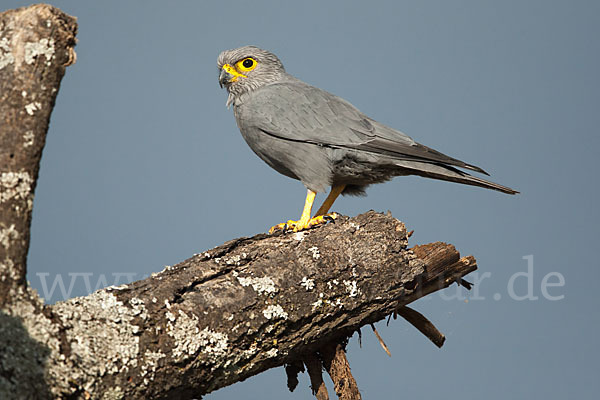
left=0, top=4, right=479, bottom=400
left=1, top=210, right=476, bottom=399
left=0, top=4, right=77, bottom=308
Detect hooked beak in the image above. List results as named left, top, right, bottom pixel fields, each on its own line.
left=218, top=64, right=247, bottom=88
left=219, top=68, right=233, bottom=88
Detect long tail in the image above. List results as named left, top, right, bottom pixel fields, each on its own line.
left=396, top=161, right=519, bottom=194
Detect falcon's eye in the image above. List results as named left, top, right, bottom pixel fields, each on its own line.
left=237, top=57, right=257, bottom=72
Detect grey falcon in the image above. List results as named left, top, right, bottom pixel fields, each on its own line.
left=217, top=45, right=518, bottom=233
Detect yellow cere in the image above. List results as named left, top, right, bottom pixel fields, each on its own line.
left=222, top=63, right=247, bottom=82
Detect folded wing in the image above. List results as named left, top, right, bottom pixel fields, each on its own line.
left=240, top=80, right=517, bottom=194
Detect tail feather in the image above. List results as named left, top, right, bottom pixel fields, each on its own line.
left=395, top=161, right=519, bottom=195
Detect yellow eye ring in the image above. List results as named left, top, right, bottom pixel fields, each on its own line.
left=236, top=57, right=257, bottom=72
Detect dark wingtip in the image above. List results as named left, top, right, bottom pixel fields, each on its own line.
left=484, top=179, right=519, bottom=195
left=465, top=163, right=490, bottom=176
left=462, top=174, right=519, bottom=195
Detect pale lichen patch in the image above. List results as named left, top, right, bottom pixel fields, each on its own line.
left=349, top=222, right=361, bottom=231
left=196, top=327, right=229, bottom=359
left=165, top=311, right=175, bottom=322
left=2, top=286, right=69, bottom=398
left=23, top=130, right=34, bottom=147
left=308, top=246, right=320, bottom=260
left=311, top=296, right=324, bottom=310
left=243, top=342, right=259, bottom=358
left=292, top=232, right=305, bottom=241
left=223, top=252, right=248, bottom=266
left=166, top=310, right=229, bottom=363
left=0, top=257, right=16, bottom=282
left=311, top=291, right=344, bottom=311
left=101, top=386, right=124, bottom=400
left=129, top=297, right=147, bottom=318
left=0, top=171, right=33, bottom=203
left=9, top=288, right=148, bottom=397
left=52, top=290, right=148, bottom=377
left=236, top=275, right=277, bottom=296
left=343, top=280, right=360, bottom=297
left=265, top=348, right=278, bottom=358
left=0, top=37, right=14, bottom=70
left=25, top=101, right=41, bottom=115
left=140, top=350, right=166, bottom=386
left=262, top=304, right=288, bottom=320
left=0, top=224, right=19, bottom=248
left=24, top=38, right=55, bottom=65
left=300, top=277, right=314, bottom=291
left=326, top=279, right=339, bottom=290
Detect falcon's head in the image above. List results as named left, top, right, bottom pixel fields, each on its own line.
left=217, top=46, right=286, bottom=106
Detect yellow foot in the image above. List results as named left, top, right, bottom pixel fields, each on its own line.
left=268, top=213, right=339, bottom=234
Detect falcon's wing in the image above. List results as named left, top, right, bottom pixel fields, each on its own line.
left=240, top=80, right=488, bottom=175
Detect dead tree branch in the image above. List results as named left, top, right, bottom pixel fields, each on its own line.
left=0, top=4, right=478, bottom=400
left=0, top=3, right=77, bottom=308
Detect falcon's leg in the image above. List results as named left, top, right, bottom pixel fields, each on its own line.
left=269, top=189, right=336, bottom=234
left=314, top=184, right=346, bottom=216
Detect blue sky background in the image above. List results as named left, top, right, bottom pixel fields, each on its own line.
left=3, top=1, right=599, bottom=398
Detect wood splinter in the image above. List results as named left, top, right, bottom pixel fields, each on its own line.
left=304, top=352, right=330, bottom=400
left=284, top=360, right=305, bottom=393
left=370, top=323, right=392, bottom=357
left=320, top=343, right=362, bottom=400
left=396, top=305, right=446, bottom=348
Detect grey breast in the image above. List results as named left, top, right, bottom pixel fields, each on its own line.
left=233, top=79, right=340, bottom=193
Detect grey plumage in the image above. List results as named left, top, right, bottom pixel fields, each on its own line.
left=218, top=45, right=518, bottom=196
